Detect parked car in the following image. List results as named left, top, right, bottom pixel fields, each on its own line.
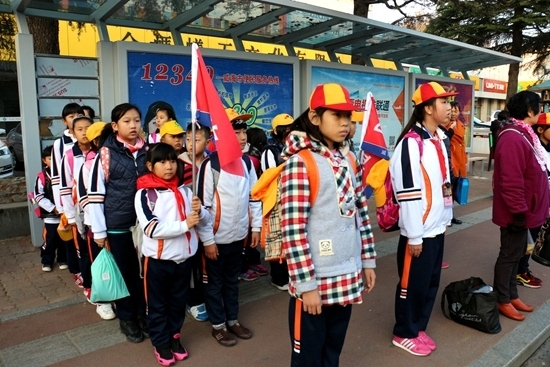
left=473, top=116, right=491, bottom=127
left=6, top=123, right=23, bottom=167
left=0, top=139, right=15, bottom=178
left=0, top=128, right=5, bottom=135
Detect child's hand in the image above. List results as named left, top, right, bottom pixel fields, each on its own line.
left=363, top=268, right=376, bottom=293
left=204, top=243, right=218, bottom=260
left=95, top=237, right=107, bottom=248
left=302, top=290, right=322, bottom=315
left=186, top=211, right=200, bottom=228
left=250, top=231, right=260, bottom=248
left=191, top=196, right=202, bottom=214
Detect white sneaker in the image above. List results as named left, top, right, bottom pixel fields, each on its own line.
left=270, top=281, right=289, bottom=291
left=96, top=303, right=116, bottom=320
left=42, top=265, right=52, bottom=272
left=58, top=263, right=69, bottom=270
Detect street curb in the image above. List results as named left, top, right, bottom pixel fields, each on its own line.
left=0, top=296, right=84, bottom=323
left=470, top=300, right=550, bottom=367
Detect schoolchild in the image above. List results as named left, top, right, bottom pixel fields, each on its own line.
left=82, top=105, right=96, bottom=120
left=149, top=105, right=177, bottom=144
left=87, top=103, right=149, bottom=343
left=60, top=115, right=94, bottom=299
left=51, top=102, right=84, bottom=287
left=280, top=84, right=376, bottom=367
left=237, top=122, right=269, bottom=282
left=35, top=146, right=68, bottom=272
left=198, top=108, right=262, bottom=347
left=180, top=122, right=212, bottom=322
left=159, top=120, right=187, bottom=185
left=390, top=82, right=456, bottom=356
left=493, top=92, right=548, bottom=322
left=135, top=143, right=214, bottom=366
left=62, top=117, right=116, bottom=320
left=260, top=113, right=296, bottom=291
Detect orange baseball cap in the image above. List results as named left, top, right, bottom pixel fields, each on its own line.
left=536, top=112, right=550, bottom=125
left=309, top=83, right=356, bottom=111
left=225, top=108, right=252, bottom=122
left=351, top=111, right=364, bottom=124
left=412, top=82, right=459, bottom=106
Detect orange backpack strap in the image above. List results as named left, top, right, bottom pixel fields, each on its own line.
left=296, top=150, right=320, bottom=206
left=345, top=151, right=358, bottom=175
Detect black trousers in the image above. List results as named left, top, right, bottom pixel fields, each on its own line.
left=72, top=227, right=91, bottom=289
left=393, top=234, right=444, bottom=338
left=64, top=227, right=80, bottom=274
left=107, top=231, right=146, bottom=320
left=204, top=240, right=243, bottom=326
left=144, top=257, right=192, bottom=347
left=40, top=223, right=67, bottom=266
left=187, top=245, right=205, bottom=307
left=494, top=227, right=538, bottom=303
left=270, top=260, right=289, bottom=287
left=289, top=297, right=352, bottom=367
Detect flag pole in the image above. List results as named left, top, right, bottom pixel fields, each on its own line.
left=191, top=44, right=199, bottom=196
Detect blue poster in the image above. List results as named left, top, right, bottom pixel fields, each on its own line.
left=127, top=52, right=294, bottom=132
left=311, top=67, right=405, bottom=152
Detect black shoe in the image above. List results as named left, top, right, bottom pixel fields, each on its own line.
left=451, top=218, right=462, bottom=225
left=138, top=314, right=150, bottom=339
left=119, top=319, right=144, bottom=343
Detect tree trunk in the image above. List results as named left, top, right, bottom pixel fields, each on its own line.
left=352, top=1, right=371, bottom=65
left=507, top=7, right=524, bottom=100
left=27, top=17, right=59, bottom=55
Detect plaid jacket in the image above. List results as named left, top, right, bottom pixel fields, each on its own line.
left=280, top=132, right=376, bottom=305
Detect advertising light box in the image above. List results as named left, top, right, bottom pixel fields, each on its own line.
left=127, top=51, right=294, bottom=132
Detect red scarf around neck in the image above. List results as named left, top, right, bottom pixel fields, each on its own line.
left=136, top=173, right=191, bottom=253
left=117, top=135, right=145, bottom=153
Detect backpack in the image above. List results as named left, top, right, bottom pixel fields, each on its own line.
left=376, top=130, right=426, bottom=232
left=130, top=189, right=158, bottom=278
left=251, top=150, right=357, bottom=262
left=197, top=153, right=252, bottom=234
left=28, top=171, right=47, bottom=218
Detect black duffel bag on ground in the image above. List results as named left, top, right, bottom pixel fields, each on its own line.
left=441, top=277, right=501, bottom=334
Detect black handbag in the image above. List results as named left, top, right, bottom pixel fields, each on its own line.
left=441, top=277, right=501, bottom=334
left=532, top=217, right=550, bottom=267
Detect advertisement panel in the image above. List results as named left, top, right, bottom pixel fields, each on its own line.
left=311, top=66, right=405, bottom=152
left=127, top=52, right=294, bottom=132
left=483, top=78, right=508, bottom=94
left=415, top=78, right=474, bottom=148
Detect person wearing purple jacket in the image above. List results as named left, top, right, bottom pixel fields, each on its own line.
left=492, top=91, right=549, bottom=321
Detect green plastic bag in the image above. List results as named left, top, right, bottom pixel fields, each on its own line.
left=90, top=249, right=130, bottom=303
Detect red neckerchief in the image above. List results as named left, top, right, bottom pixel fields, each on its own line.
left=430, top=135, right=447, bottom=182
left=117, top=135, right=145, bottom=153
left=136, top=173, right=191, bottom=253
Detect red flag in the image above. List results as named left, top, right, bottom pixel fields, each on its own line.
left=360, top=92, right=389, bottom=198
left=191, top=44, right=243, bottom=176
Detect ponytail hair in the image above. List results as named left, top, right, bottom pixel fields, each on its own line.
left=396, top=99, right=436, bottom=147
left=97, top=123, right=114, bottom=148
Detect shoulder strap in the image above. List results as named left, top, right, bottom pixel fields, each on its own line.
left=242, top=154, right=252, bottom=172
left=67, top=149, right=75, bottom=173
left=296, top=150, right=320, bottom=206
left=38, top=171, right=46, bottom=186
left=99, top=146, right=110, bottom=183
left=209, top=152, right=221, bottom=191
left=197, top=156, right=210, bottom=203
left=145, top=189, right=158, bottom=210
left=403, top=130, right=424, bottom=157
left=345, top=151, right=358, bottom=175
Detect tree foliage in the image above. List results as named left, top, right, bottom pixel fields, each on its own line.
left=425, top=1, right=550, bottom=98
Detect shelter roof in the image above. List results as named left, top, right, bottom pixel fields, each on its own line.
left=3, top=0, right=521, bottom=72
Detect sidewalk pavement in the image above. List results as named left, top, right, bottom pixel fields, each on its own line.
left=1, top=174, right=549, bottom=367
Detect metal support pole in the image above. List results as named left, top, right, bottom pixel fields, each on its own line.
left=14, top=15, right=43, bottom=246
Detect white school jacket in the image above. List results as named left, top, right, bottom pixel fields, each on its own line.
left=59, top=146, right=89, bottom=224
left=198, top=157, right=262, bottom=245
left=135, top=186, right=215, bottom=263
left=50, top=131, right=76, bottom=213
left=389, top=126, right=453, bottom=244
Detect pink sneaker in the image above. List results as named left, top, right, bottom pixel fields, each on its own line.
left=441, top=261, right=449, bottom=269
left=249, top=264, right=269, bottom=276
left=392, top=335, right=431, bottom=356
left=170, top=333, right=188, bottom=361
left=238, top=269, right=260, bottom=282
left=154, top=345, right=175, bottom=366
left=418, top=331, right=436, bottom=351
left=73, top=273, right=84, bottom=288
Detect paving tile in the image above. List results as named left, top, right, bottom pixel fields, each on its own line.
left=1, top=334, right=79, bottom=367
left=67, top=321, right=125, bottom=354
